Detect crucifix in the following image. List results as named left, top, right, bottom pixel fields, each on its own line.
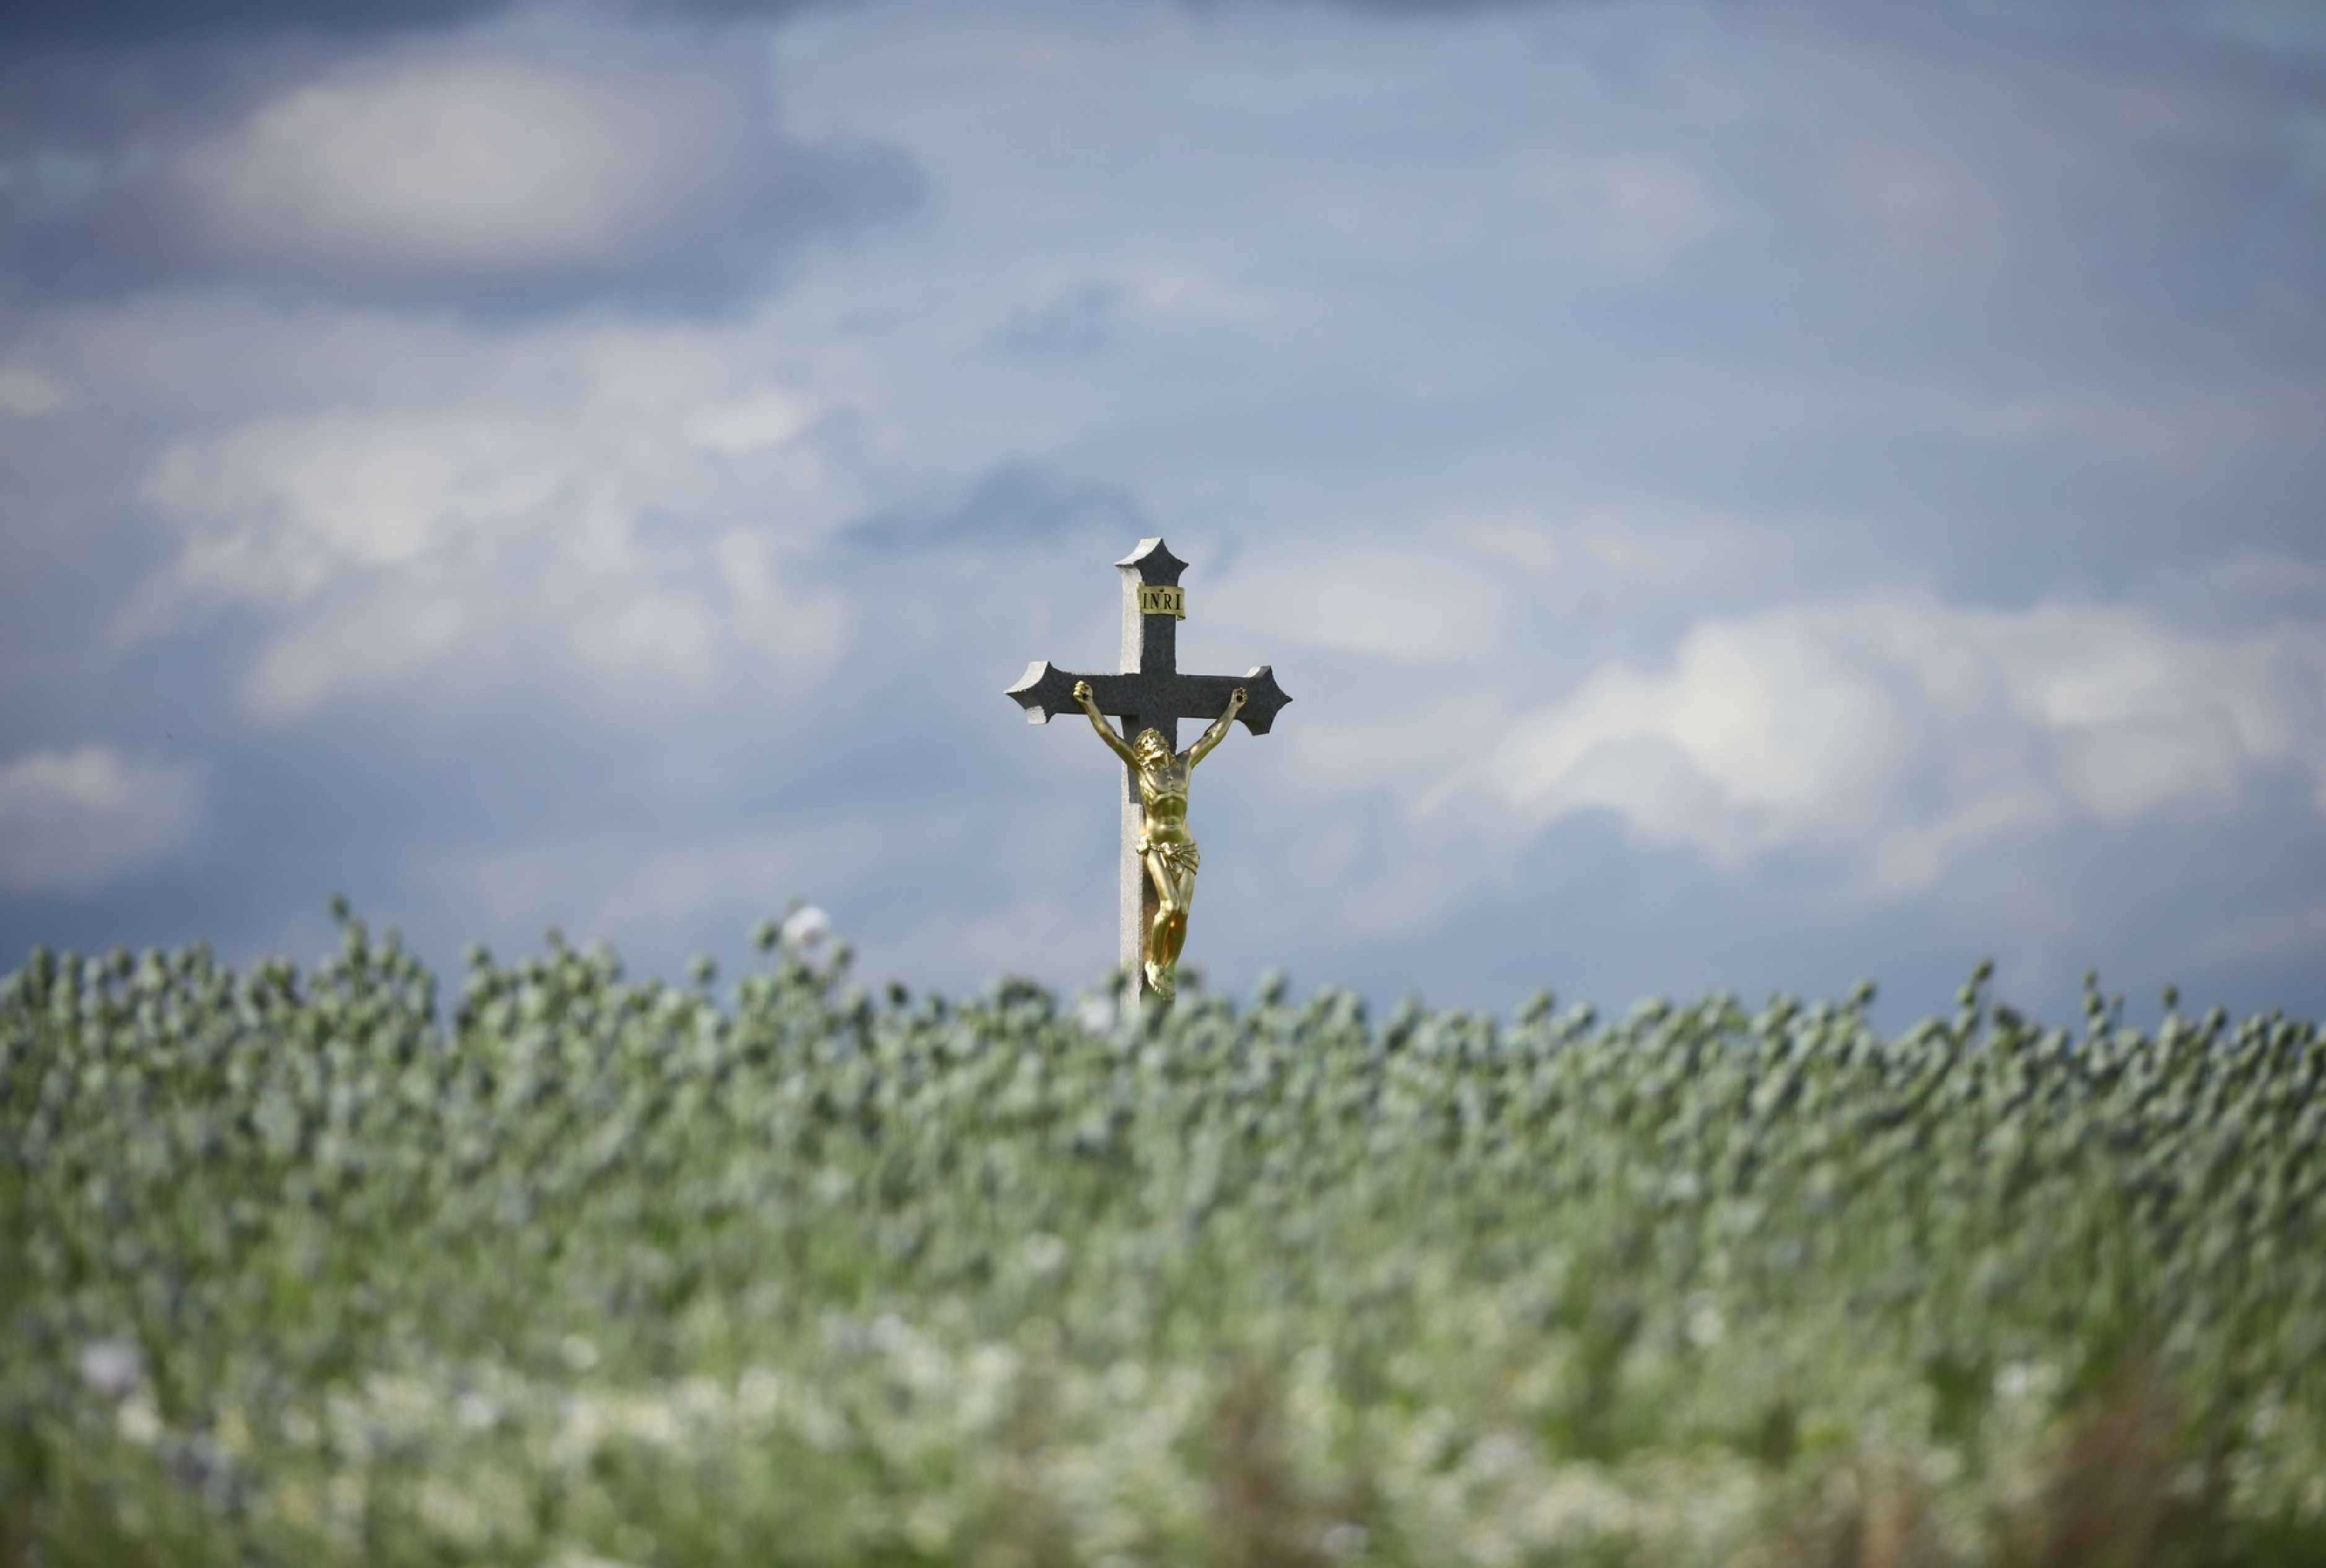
left=1007, top=538, right=1290, bottom=1003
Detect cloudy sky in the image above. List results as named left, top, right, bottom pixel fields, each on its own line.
left=4, top=0, right=2323, bottom=1034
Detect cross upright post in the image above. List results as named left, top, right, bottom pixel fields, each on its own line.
left=1007, top=538, right=1290, bottom=1003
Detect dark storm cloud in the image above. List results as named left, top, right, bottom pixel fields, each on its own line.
left=846, top=463, right=1159, bottom=551
left=4, top=0, right=492, bottom=46
left=1178, top=0, right=1587, bottom=12
left=0, top=130, right=920, bottom=317
left=1, top=0, right=845, bottom=46
left=0, top=41, right=287, bottom=157
left=0, top=0, right=1596, bottom=46
left=0, top=27, right=922, bottom=316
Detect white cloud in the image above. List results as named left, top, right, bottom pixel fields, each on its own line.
left=1270, top=687, right=1513, bottom=815
left=1069, top=259, right=1279, bottom=327
left=0, top=16, right=912, bottom=311
left=0, top=747, right=204, bottom=895
left=1446, top=505, right=1832, bottom=604
left=209, top=512, right=849, bottom=723
left=587, top=591, right=721, bottom=692
left=714, top=528, right=850, bottom=679
left=162, top=37, right=867, bottom=301
left=1207, top=543, right=1513, bottom=663
left=97, top=310, right=857, bottom=719
left=2182, top=549, right=2326, bottom=605
left=126, top=412, right=566, bottom=628
left=1453, top=519, right=1572, bottom=578
left=0, top=365, right=69, bottom=417
left=1469, top=588, right=2326, bottom=901
left=241, top=595, right=468, bottom=722
left=1952, top=384, right=2324, bottom=476
left=1563, top=505, right=1797, bottom=586
left=177, top=58, right=662, bottom=272
left=687, top=389, right=815, bottom=455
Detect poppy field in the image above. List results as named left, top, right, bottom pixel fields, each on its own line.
left=4, top=903, right=2323, bottom=1566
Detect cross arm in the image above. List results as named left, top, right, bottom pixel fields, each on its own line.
left=1005, top=660, right=1104, bottom=724
left=1174, top=666, right=1292, bottom=735
left=1006, top=661, right=1290, bottom=734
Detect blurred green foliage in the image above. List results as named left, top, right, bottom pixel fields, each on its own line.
left=2, top=906, right=2321, bottom=1566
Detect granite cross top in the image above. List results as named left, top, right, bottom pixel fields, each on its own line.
left=1007, top=538, right=1291, bottom=1002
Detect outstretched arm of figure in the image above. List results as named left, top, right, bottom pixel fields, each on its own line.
left=1072, top=680, right=1139, bottom=767
left=1186, top=687, right=1248, bottom=769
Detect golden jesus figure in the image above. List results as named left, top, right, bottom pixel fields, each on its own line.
left=1072, top=677, right=1246, bottom=1002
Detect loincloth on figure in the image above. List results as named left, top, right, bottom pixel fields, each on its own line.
left=1138, top=835, right=1200, bottom=877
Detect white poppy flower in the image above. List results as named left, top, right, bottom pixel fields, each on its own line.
left=781, top=905, right=832, bottom=950
left=77, top=1339, right=143, bottom=1400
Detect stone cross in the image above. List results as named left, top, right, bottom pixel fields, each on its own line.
left=1007, top=538, right=1291, bottom=1001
